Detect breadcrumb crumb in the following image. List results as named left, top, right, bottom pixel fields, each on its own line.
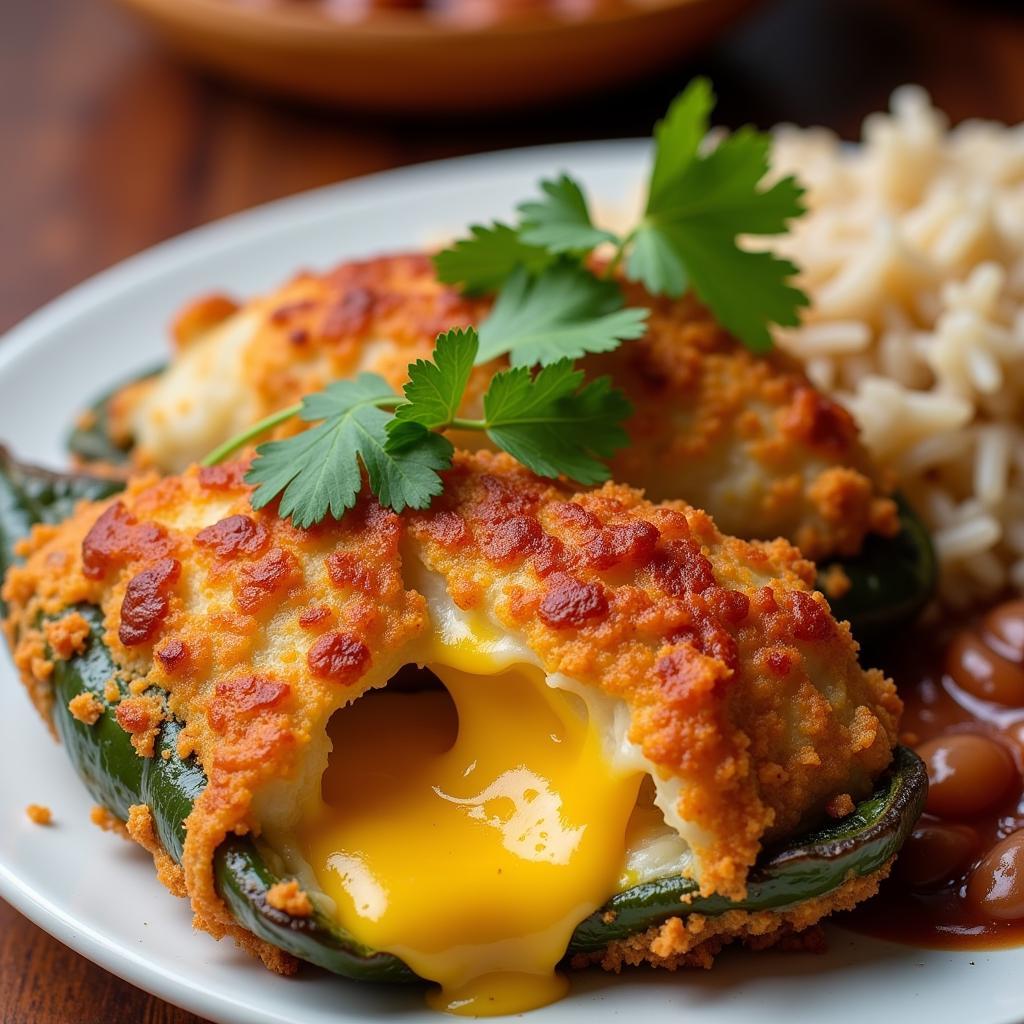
left=67, top=691, right=104, bottom=726
left=266, top=880, right=314, bottom=917
left=25, top=804, right=52, bottom=825
left=820, top=564, right=853, bottom=600
left=825, top=792, right=856, bottom=818
left=43, top=612, right=90, bottom=661
left=90, top=804, right=127, bottom=836
left=114, top=694, right=164, bottom=757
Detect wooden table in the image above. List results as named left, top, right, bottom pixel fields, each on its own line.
left=1, top=0, right=1022, bottom=1020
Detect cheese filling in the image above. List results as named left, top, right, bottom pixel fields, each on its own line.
left=298, top=660, right=643, bottom=1016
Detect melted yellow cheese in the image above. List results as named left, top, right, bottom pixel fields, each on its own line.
left=299, top=653, right=642, bottom=1015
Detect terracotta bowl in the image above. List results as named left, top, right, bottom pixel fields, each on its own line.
left=114, top=0, right=758, bottom=113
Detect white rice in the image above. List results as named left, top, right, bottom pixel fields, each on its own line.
left=765, top=87, right=1024, bottom=607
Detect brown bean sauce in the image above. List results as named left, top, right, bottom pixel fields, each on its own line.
left=843, top=598, right=1024, bottom=948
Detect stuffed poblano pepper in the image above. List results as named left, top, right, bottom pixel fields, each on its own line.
left=2, top=448, right=926, bottom=1016
left=66, top=254, right=934, bottom=639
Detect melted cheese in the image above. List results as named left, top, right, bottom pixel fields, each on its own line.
left=132, top=312, right=261, bottom=472
left=298, top=650, right=642, bottom=1015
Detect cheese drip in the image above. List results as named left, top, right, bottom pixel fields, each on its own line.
left=300, top=662, right=642, bottom=1015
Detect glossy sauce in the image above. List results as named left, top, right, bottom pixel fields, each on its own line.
left=845, top=599, right=1024, bottom=948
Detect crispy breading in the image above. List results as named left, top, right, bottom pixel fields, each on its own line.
left=571, top=860, right=891, bottom=972
left=112, top=253, right=895, bottom=560
left=4, top=451, right=899, bottom=962
left=126, top=804, right=187, bottom=899
left=43, top=612, right=91, bottom=661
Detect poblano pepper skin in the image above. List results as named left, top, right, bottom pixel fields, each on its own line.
left=1, top=453, right=927, bottom=984
left=820, top=496, right=937, bottom=643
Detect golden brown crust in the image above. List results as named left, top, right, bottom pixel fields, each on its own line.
left=113, top=253, right=894, bottom=561
left=825, top=793, right=856, bottom=818
left=3, top=451, right=899, bottom=958
left=588, top=284, right=898, bottom=559
left=572, top=860, right=891, bottom=972
left=126, top=804, right=188, bottom=899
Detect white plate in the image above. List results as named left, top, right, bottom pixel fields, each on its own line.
left=0, top=141, right=1019, bottom=1024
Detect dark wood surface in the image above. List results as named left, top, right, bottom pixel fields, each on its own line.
left=1, top=0, right=1022, bottom=1021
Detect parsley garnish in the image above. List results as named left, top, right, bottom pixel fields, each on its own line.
left=483, top=361, right=631, bottom=486
left=391, top=326, right=476, bottom=432
left=244, top=374, right=451, bottom=527
left=204, top=327, right=632, bottom=526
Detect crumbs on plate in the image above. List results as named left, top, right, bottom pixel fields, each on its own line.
left=26, top=803, right=52, bottom=826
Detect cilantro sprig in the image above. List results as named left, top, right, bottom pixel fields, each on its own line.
left=625, top=80, right=808, bottom=349
left=203, top=328, right=632, bottom=527
left=435, top=77, right=808, bottom=352
left=204, top=77, right=808, bottom=528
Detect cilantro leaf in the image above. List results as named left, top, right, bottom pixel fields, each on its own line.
left=483, top=359, right=632, bottom=485
left=627, top=78, right=808, bottom=351
left=477, top=265, right=648, bottom=366
left=391, top=327, right=477, bottom=432
left=647, top=76, right=714, bottom=212
left=433, top=223, right=553, bottom=294
left=659, top=229, right=804, bottom=352
left=246, top=374, right=451, bottom=526
left=517, top=175, right=620, bottom=253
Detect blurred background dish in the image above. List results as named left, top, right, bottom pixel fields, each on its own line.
left=113, top=0, right=758, bottom=111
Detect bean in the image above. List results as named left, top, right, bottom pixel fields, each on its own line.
left=917, top=733, right=1017, bottom=818
left=967, top=832, right=1024, bottom=921
left=946, top=632, right=1024, bottom=706
left=896, top=822, right=979, bottom=889
left=984, top=600, right=1024, bottom=663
